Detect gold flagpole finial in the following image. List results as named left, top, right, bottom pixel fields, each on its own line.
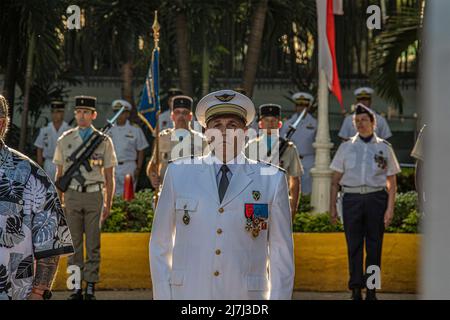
left=152, top=11, right=160, bottom=49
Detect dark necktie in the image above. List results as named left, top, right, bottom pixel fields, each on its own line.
left=218, top=165, right=230, bottom=203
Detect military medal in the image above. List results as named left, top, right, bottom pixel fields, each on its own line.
left=182, top=205, right=190, bottom=225
left=245, top=217, right=253, bottom=231
left=252, top=191, right=261, bottom=201
left=244, top=203, right=269, bottom=239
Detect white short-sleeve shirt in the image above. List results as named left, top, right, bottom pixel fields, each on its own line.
left=109, top=121, right=149, bottom=162
left=330, top=133, right=401, bottom=187
left=280, top=113, right=317, bottom=156
left=34, top=121, right=71, bottom=160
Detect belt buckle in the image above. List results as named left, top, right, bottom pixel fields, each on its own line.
left=361, top=186, right=368, bottom=194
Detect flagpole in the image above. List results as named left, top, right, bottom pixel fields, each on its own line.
left=152, top=11, right=161, bottom=206
left=310, top=69, right=334, bottom=214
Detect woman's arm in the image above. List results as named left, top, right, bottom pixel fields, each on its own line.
left=330, top=171, right=343, bottom=224
left=384, top=175, right=397, bottom=228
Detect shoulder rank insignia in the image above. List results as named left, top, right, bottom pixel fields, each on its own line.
left=382, top=140, right=392, bottom=147
left=258, top=160, right=286, bottom=173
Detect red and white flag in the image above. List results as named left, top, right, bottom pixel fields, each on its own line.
left=316, top=0, right=343, bottom=108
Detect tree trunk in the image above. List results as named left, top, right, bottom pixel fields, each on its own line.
left=121, top=61, right=134, bottom=104
left=2, top=6, right=20, bottom=119
left=19, top=31, right=36, bottom=152
left=175, top=6, right=193, bottom=96
left=241, top=0, right=269, bottom=98
left=201, top=33, right=210, bottom=97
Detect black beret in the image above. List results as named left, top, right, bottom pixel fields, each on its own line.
left=355, top=103, right=375, bottom=120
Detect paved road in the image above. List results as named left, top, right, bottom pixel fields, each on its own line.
left=52, top=290, right=417, bottom=300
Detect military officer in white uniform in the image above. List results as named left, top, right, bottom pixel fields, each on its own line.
left=280, top=92, right=316, bottom=194
left=338, top=87, right=392, bottom=140
left=108, top=99, right=149, bottom=195
left=34, top=101, right=71, bottom=181
left=150, top=90, right=294, bottom=300
left=330, top=104, right=401, bottom=300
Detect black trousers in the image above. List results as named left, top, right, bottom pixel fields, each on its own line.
left=342, top=190, right=387, bottom=289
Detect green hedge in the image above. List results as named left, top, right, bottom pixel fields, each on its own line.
left=397, top=167, right=416, bottom=193
left=103, top=190, right=421, bottom=233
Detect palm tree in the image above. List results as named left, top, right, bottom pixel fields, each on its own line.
left=86, top=0, right=156, bottom=105
left=173, top=0, right=193, bottom=96
left=0, top=0, right=70, bottom=150
left=241, top=0, right=269, bottom=98
left=0, top=0, right=23, bottom=118
left=369, top=1, right=424, bottom=114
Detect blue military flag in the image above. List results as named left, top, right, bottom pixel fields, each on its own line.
left=138, top=46, right=160, bottom=133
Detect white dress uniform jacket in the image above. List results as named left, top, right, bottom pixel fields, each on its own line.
left=109, top=120, right=149, bottom=195
left=149, top=153, right=294, bottom=300
left=34, top=121, right=71, bottom=180
left=338, top=112, right=392, bottom=140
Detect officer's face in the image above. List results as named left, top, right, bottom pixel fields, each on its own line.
left=355, top=113, right=375, bottom=136
left=51, top=110, right=64, bottom=123
left=206, top=115, right=247, bottom=160
left=171, top=108, right=192, bottom=128
left=74, top=109, right=97, bottom=128
left=259, top=116, right=280, bottom=133
left=295, top=103, right=309, bottom=113
left=117, top=111, right=129, bottom=125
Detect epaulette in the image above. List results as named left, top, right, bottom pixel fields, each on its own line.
left=258, top=160, right=286, bottom=173
left=168, top=155, right=196, bottom=164
left=382, top=140, right=392, bottom=147
left=159, top=128, right=172, bottom=136
left=60, top=128, right=76, bottom=137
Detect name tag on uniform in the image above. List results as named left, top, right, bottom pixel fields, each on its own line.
left=244, top=203, right=269, bottom=238
left=125, top=134, right=134, bottom=139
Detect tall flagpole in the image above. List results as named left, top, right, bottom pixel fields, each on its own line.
left=152, top=11, right=161, bottom=206
left=310, top=70, right=334, bottom=214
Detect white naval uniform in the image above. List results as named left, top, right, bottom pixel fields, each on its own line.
left=329, top=133, right=400, bottom=290
left=330, top=133, right=401, bottom=186
left=280, top=112, right=317, bottom=194
left=338, top=112, right=392, bottom=140
left=34, top=121, right=71, bottom=181
left=149, top=153, right=294, bottom=300
left=109, top=120, right=149, bottom=195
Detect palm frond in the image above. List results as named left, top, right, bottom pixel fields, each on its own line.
left=369, top=6, right=422, bottom=113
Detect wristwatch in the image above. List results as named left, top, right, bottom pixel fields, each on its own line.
left=32, top=287, right=53, bottom=300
